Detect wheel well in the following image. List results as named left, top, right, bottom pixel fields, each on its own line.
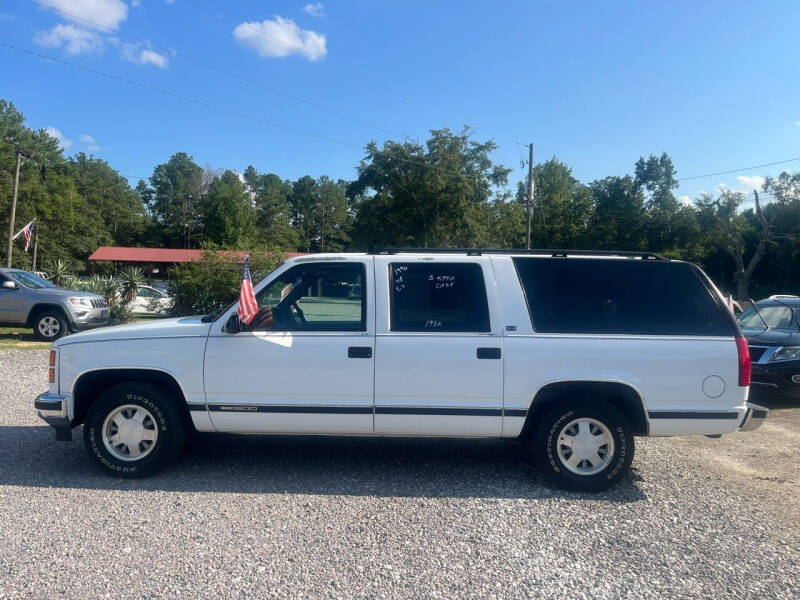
left=521, top=381, right=648, bottom=437
left=71, top=369, right=194, bottom=431
left=27, top=304, right=70, bottom=327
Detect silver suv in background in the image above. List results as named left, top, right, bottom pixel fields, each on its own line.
left=0, top=268, right=109, bottom=341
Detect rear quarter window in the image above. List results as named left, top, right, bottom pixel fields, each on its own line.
left=390, top=262, right=490, bottom=332
left=513, top=258, right=733, bottom=336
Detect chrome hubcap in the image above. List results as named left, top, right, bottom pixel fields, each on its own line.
left=38, top=316, right=60, bottom=338
left=102, top=404, right=158, bottom=461
left=557, top=417, right=614, bottom=475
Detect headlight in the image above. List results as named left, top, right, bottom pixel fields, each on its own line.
left=769, top=346, right=800, bottom=362
left=68, top=297, right=92, bottom=307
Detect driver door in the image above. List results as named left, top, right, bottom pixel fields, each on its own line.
left=0, top=273, right=23, bottom=322
left=203, top=258, right=375, bottom=434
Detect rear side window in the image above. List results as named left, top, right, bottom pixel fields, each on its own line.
left=390, top=262, right=490, bottom=332
left=513, top=258, right=732, bottom=336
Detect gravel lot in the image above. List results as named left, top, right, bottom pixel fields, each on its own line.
left=1, top=349, right=798, bottom=599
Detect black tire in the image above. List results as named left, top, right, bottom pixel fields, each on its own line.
left=32, top=308, right=68, bottom=341
left=83, top=382, right=186, bottom=478
left=533, top=399, right=634, bottom=492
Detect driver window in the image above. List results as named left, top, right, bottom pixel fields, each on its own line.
left=249, top=262, right=366, bottom=332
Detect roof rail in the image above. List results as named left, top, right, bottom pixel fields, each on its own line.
left=367, top=247, right=668, bottom=260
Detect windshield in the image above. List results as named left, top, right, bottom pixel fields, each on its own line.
left=738, top=305, right=798, bottom=330
left=8, top=270, right=56, bottom=289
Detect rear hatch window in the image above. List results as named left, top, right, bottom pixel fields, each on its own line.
left=513, top=258, right=733, bottom=336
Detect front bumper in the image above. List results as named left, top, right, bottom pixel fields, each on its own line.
left=750, top=362, right=800, bottom=399
left=35, top=391, right=72, bottom=440
left=70, top=307, right=110, bottom=331
left=739, top=402, right=768, bottom=432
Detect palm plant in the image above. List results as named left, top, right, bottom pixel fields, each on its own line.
left=82, top=274, right=104, bottom=295
left=118, top=266, right=145, bottom=305
left=100, top=275, right=119, bottom=307
left=60, top=274, right=81, bottom=290
left=48, top=259, right=71, bottom=287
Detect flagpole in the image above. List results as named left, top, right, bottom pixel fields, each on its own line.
left=32, top=224, right=39, bottom=271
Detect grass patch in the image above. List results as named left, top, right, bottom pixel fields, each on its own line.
left=0, top=327, right=51, bottom=350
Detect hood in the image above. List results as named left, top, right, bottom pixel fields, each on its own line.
left=28, top=287, right=104, bottom=301
left=742, top=327, right=800, bottom=346
left=55, top=316, right=210, bottom=346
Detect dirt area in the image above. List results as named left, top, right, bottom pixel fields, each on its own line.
left=669, top=396, right=800, bottom=527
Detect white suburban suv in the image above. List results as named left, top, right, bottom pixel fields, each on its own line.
left=35, top=250, right=767, bottom=491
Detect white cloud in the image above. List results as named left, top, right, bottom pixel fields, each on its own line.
left=45, top=127, right=72, bottom=149
left=35, top=23, right=105, bottom=54
left=678, top=195, right=692, bottom=206
left=121, top=42, right=170, bottom=67
left=39, top=0, right=128, bottom=30
left=302, top=3, right=325, bottom=17
left=233, top=17, right=327, bottom=61
left=79, top=133, right=100, bottom=152
left=735, top=175, right=765, bottom=193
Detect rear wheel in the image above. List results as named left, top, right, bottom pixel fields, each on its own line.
left=83, top=382, right=186, bottom=478
left=533, top=399, right=634, bottom=492
left=33, top=309, right=68, bottom=341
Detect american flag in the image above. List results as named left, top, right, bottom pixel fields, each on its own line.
left=12, top=220, right=34, bottom=252
left=237, top=255, right=258, bottom=325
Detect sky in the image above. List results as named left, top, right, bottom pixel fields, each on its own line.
left=1, top=0, right=799, bottom=204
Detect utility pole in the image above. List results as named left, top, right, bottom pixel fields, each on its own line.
left=6, top=149, right=34, bottom=267
left=525, top=143, right=534, bottom=250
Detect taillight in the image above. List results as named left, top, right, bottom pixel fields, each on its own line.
left=736, top=337, right=750, bottom=387
left=48, top=350, right=56, bottom=384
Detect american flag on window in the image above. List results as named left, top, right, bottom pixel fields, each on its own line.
left=238, top=255, right=258, bottom=325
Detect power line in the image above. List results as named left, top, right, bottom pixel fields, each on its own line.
left=2, top=43, right=482, bottom=182
left=1, top=42, right=362, bottom=149
left=28, top=0, right=405, bottom=137
left=678, top=157, right=800, bottom=182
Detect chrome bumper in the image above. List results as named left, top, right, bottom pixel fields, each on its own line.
left=739, top=402, right=768, bottom=432
left=35, top=392, right=72, bottom=441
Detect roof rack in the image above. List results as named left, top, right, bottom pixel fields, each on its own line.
left=367, top=248, right=668, bottom=260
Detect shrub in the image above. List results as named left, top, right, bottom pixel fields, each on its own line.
left=168, top=248, right=285, bottom=316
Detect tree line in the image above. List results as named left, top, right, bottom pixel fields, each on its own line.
left=1, top=98, right=798, bottom=299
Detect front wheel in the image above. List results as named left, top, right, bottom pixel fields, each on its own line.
left=83, top=382, right=186, bottom=478
left=533, top=400, right=634, bottom=492
left=33, top=309, right=68, bottom=341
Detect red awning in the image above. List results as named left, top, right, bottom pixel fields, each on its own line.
left=88, top=247, right=306, bottom=263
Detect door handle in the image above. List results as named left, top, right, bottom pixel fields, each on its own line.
left=348, top=346, right=373, bottom=359
left=476, top=347, right=501, bottom=359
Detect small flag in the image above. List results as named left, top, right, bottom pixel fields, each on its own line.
left=726, top=295, right=734, bottom=312
left=12, top=220, right=34, bottom=252
left=237, top=255, right=258, bottom=325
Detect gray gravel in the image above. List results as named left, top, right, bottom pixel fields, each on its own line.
left=0, top=349, right=798, bottom=599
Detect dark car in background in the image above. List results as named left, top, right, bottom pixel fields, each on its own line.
left=738, top=296, right=800, bottom=401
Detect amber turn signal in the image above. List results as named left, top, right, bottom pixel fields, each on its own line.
left=49, top=350, right=56, bottom=367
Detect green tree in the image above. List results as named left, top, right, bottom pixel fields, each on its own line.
left=316, top=176, right=350, bottom=252
left=201, top=170, right=256, bottom=248
left=68, top=153, right=146, bottom=246
left=243, top=166, right=297, bottom=249
left=348, top=127, right=510, bottom=249
left=148, top=152, right=204, bottom=248
left=528, top=157, right=594, bottom=249
left=589, top=176, right=647, bottom=251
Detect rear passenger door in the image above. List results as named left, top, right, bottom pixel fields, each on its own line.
left=373, top=256, right=504, bottom=436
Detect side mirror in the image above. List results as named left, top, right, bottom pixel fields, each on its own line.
left=223, top=313, right=241, bottom=334
left=1, top=280, right=18, bottom=290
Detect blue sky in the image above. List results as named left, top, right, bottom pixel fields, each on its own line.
left=2, top=0, right=799, bottom=203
